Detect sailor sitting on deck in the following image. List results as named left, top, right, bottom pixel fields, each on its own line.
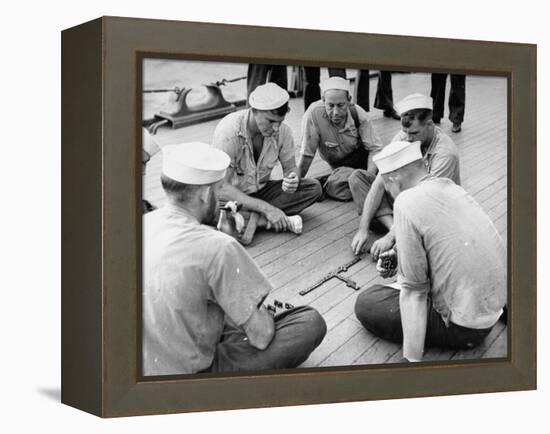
left=142, top=142, right=326, bottom=375
left=351, top=93, right=461, bottom=260
left=354, top=140, right=506, bottom=362
left=212, top=82, right=323, bottom=245
left=297, top=77, right=384, bottom=207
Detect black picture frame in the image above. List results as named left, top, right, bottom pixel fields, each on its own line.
left=61, top=16, right=536, bottom=417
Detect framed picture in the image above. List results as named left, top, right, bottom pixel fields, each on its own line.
left=61, top=16, right=536, bottom=417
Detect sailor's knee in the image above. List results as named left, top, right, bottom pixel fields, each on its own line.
left=302, top=178, right=323, bottom=199
left=354, top=286, right=383, bottom=329
left=297, top=306, right=327, bottom=345
left=349, top=169, right=375, bottom=191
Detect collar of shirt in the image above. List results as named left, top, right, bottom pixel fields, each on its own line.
left=236, top=109, right=280, bottom=160
left=321, top=107, right=357, bottom=134
left=163, top=203, right=201, bottom=225
left=424, top=126, right=442, bottom=157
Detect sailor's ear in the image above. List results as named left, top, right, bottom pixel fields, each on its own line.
left=198, top=185, right=211, bottom=203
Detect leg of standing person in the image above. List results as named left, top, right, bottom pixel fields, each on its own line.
left=304, top=67, right=321, bottom=110
left=247, top=64, right=288, bottom=97
left=375, top=71, right=400, bottom=119
left=448, top=74, right=466, bottom=132
left=252, top=178, right=323, bottom=215
left=354, top=283, right=494, bottom=350
left=211, top=305, right=327, bottom=372
left=430, top=73, right=448, bottom=124
left=354, top=69, right=370, bottom=111
left=328, top=68, right=347, bottom=78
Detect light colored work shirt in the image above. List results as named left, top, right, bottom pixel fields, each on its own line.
left=212, top=109, right=296, bottom=195
left=394, top=176, right=506, bottom=329
left=142, top=204, right=272, bottom=375
left=300, top=101, right=383, bottom=167
left=392, top=127, right=461, bottom=185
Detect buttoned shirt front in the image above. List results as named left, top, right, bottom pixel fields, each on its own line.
left=394, top=176, right=506, bottom=329
left=392, top=126, right=461, bottom=185
left=212, top=109, right=296, bottom=195
left=299, top=101, right=383, bottom=168
left=142, top=204, right=272, bottom=375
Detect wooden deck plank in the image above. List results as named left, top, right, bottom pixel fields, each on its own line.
left=482, top=327, right=508, bottom=359
left=319, top=328, right=378, bottom=367
left=300, top=318, right=363, bottom=368
left=450, top=322, right=506, bottom=360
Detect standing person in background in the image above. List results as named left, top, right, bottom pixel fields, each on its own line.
left=354, top=70, right=400, bottom=120
left=430, top=73, right=466, bottom=133
left=247, top=64, right=288, bottom=97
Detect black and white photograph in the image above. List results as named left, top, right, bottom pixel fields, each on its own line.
left=141, top=58, right=508, bottom=377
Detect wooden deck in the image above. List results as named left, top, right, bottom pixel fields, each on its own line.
left=143, top=72, right=508, bottom=367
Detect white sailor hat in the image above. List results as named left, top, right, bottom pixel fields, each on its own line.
left=320, top=76, right=351, bottom=95
left=161, top=142, right=230, bottom=185
left=373, top=141, right=422, bottom=174
left=249, top=82, right=290, bottom=110
left=395, top=93, right=433, bottom=115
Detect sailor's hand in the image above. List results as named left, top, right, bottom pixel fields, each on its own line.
left=282, top=172, right=299, bottom=194
left=351, top=229, right=369, bottom=255
left=370, top=232, right=396, bottom=261
left=264, top=205, right=290, bottom=232
left=376, top=249, right=398, bottom=279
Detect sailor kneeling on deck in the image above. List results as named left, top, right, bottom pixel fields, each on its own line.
left=212, top=83, right=322, bottom=244
left=354, top=141, right=506, bottom=362
left=142, top=142, right=326, bottom=375
left=297, top=77, right=384, bottom=207
left=351, top=93, right=461, bottom=260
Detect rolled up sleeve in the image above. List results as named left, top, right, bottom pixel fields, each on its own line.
left=429, top=151, right=460, bottom=182
left=357, top=107, right=383, bottom=154
left=300, top=107, right=320, bottom=159
left=394, top=199, right=431, bottom=294
left=278, top=124, right=297, bottom=172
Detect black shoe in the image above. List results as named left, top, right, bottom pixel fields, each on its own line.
left=383, top=109, right=400, bottom=120
left=452, top=122, right=462, bottom=133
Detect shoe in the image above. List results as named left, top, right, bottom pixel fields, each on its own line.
left=239, top=212, right=259, bottom=246
left=315, top=174, right=330, bottom=187
left=288, top=215, right=303, bottom=234
left=452, top=122, right=462, bottom=133
left=383, top=109, right=400, bottom=120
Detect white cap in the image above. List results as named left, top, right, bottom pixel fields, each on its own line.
left=373, top=141, right=422, bottom=174
left=395, top=93, right=433, bottom=115
left=161, top=142, right=230, bottom=185
left=249, top=82, right=289, bottom=110
left=320, top=76, right=351, bottom=95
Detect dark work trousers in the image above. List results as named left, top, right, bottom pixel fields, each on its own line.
left=251, top=178, right=323, bottom=215
left=211, top=305, right=327, bottom=372
left=430, top=74, right=466, bottom=124
left=303, top=67, right=347, bottom=110
left=354, top=70, right=395, bottom=112
left=354, top=284, right=493, bottom=350
left=247, top=64, right=289, bottom=96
